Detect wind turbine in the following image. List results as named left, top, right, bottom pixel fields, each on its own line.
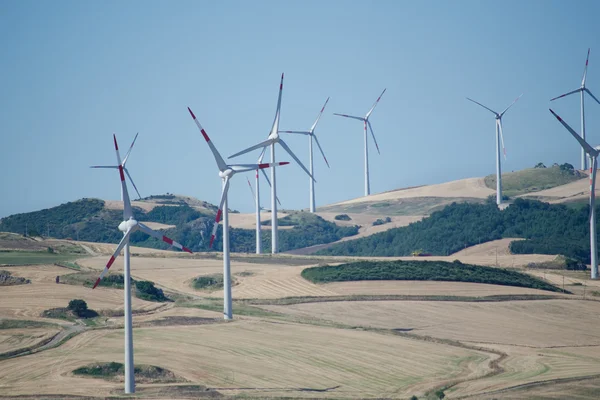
left=229, top=73, right=314, bottom=254
left=91, top=134, right=192, bottom=394
left=249, top=148, right=281, bottom=254
left=551, top=49, right=600, bottom=170
left=333, top=89, right=385, bottom=197
left=188, top=107, right=288, bottom=317
left=466, top=94, right=522, bottom=205
left=550, top=109, right=599, bottom=280
left=280, top=97, right=330, bottom=212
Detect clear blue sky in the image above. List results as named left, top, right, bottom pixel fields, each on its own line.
left=1, top=0, right=600, bottom=218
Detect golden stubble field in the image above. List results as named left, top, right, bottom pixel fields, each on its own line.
left=1, top=249, right=600, bottom=399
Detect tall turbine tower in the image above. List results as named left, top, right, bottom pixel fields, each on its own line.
left=550, top=109, right=599, bottom=280
left=188, top=107, right=288, bottom=317
left=280, top=97, right=330, bottom=212
left=466, top=94, right=522, bottom=205
left=91, top=134, right=192, bottom=393
left=333, top=89, right=385, bottom=196
left=229, top=74, right=314, bottom=254
left=551, top=49, right=600, bottom=170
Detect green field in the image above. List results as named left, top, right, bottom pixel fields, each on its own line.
left=0, top=251, right=83, bottom=265
left=485, top=165, right=584, bottom=197
left=302, top=260, right=565, bottom=293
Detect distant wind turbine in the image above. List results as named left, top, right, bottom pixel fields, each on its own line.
left=466, top=94, right=522, bottom=205
left=229, top=74, right=314, bottom=254
left=188, top=107, right=288, bottom=318
left=550, top=109, right=599, bottom=280
left=551, top=49, right=600, bottom=170
left=280, top=97, right=330, bottom=212
left=333, top=89, right=385, bottom=196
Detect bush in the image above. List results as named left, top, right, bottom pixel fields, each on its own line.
left=135, top=281, right=168, bottom=302
left=372, top=217, right=392, bottom=226
left=192, top=274, right=224, bottom=290
left=334, top=214, right=352, bottom=221
left=534, top=162, right=547, bottom=169
left=68, top=299, right=88, bottom=316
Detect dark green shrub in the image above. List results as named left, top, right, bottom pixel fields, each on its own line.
left=135, top=281, right=168, bottom=302
left=68, top=299, right=88, bottom=316
left=334, top=214, right=352, bottom=221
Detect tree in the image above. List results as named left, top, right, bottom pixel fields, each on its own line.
left=68, top=299, right=88, bottom=317
left=534, top=162, right=547, bottom=169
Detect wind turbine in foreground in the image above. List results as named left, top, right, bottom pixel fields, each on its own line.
left=188, top=107, right=288, bottom=317
left=551, top=49, right=600, bottom=170
left=280, top=97, right=330, bottom=212
left=91, top=135, right=192, bottom=394
left=550, top=109, right=599, bottom=280
left=334, top=89, right=385, bottom=197
left=466, top=94, right=522, bottom=205
left=229, top=73, right=314, bottom=254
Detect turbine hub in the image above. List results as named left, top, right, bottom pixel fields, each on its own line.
left=119, top=218, right=138, bottom=232
left=219, top=169, right=233, bottom=179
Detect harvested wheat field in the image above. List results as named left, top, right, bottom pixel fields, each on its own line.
left=0, top=319, right=492, bottom=399
left=0, top=265, right=162, bottom=319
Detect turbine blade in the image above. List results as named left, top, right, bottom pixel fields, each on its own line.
left=188, top=107, right=227, bottom=171
left=312, top=134, right=330, bottom=168
left=585, top=88, right=600, bottom=106
left=498, top=120, right=507, bottom=160
left=229, top=138, right=274, bottom=159
left=466, top=97, right=498, bottom=116
left=247, top=177, right=257, bottom=206
left=549, top=109, right=599, bottom=156
left=499, top=94, right=523, bottom=117
left=310, top=97, right=330, bottom=132
left=582, top=48, right=591, bottom=87
left=124, top=168, right=142, bottom=200
left=279, top=130, right=311, bottom=135
left=550, top=88, right=581, bottom=101
left=209, top=177, right=231, bottom=248
left=269, top=73, right=284, bottom=137
left=90, top=166, right=118, bottom=169
left=366, top=89, right=386, bottom=118
left=230, top=162, right=289, bottom=173
left=257, top=146, right=267, bottom=164
left=113, top=135, right=133, bottom=220
left=333, top=113, right=364, bottom=121
left=122, top=132, right=139, bottom=166
left=138, top=222, right=192, bottom=253
left=366, top=120, right=381, bottom=155
left=92, top=228, right=133, bottom=289
left=260, top=168, right=282, bottom=206
left=278, top=138, right=315, bottom=181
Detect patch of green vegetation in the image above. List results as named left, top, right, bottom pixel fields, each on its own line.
left=301, top=260, right=566, bottom=293
left=182, top=299, right=283, bottom=318
left=334, top=214, right=352, bottom=221
left=55, top=261, right=81, bottom=270
left=0, top=251, right=81, bottom=266
left=135, top=280, right=169, bottom=302
left=0, top=319, right=56, bottom=329
left=485, top=165, right=584, bottom=197
left=0, top=270, right=31, bottom=285
left=73, top=362, right=184, bottom=383
left=372, top=217, right=392, bottom=226
left=42, top=299, right=99, bottom=320
left=191, top=274, right=225, bottom=291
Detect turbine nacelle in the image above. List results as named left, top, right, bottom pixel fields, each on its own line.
left=119, top=218, right=138, bottom=233
left=219, top=169, right=234, bottom=179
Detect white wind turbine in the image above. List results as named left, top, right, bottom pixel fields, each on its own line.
left=91, top=134, right=192, bottom=394
left=229, top=73, right=314, bottom=254
left=550, top=109, right=599, bottom=280
left=280, top=97, right=330, bottom=212
left=249, top=148, right=281, bottom=254
left=188, top=107, right=288, bottom=317
left=551, top=49, right=600, bottom=170
left=466, top=94, right=522, bottom=205
left=333, top=89, right=385, bottom=197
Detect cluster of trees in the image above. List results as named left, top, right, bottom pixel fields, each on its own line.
left=0, top=199, right=358, bottom=253
left=318, top=198, right=596, bottom=262
left=301, top=260, right=563, bottom=293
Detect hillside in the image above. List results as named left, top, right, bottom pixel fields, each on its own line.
left=485, top=164, right=585, bottom=197
left=317, top=198, right=594, bottom=263
left=0, top=196, right=358, bottom=253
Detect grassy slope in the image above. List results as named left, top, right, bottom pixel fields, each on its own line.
left=485, top=166, right=584, bottom=197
